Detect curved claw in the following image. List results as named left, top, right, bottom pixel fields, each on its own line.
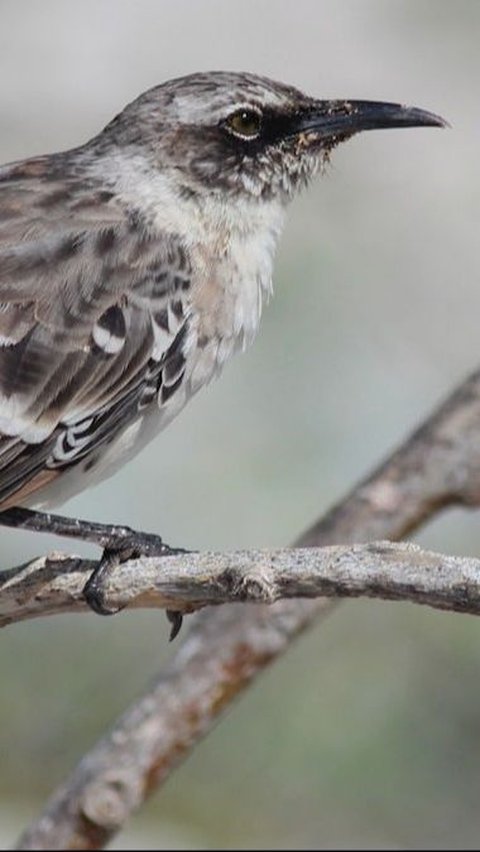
left=82, top=572, right=125, bottom=616
left=166, top=609, right=184, bottom=641
left=82, top=544, right=125, bottom=615
left=82, top=529, right=188, bottom=623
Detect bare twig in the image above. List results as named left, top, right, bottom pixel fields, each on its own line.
left=3, top=541, right=480, bottom=629
left=16, top=369, right=480, bottom=850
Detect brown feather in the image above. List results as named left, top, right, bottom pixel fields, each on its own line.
left=0, top=154, right=194, bottom=506
left=0, top=468, right=60, bottom=510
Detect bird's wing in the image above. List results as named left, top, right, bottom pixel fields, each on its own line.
left=0, top=157, right=193, bottom=506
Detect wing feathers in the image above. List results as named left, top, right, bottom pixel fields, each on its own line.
left=0, top=158, right=194, bottom=506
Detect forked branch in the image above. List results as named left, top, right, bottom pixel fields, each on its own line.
left=15, top=369, right=480, bottom=850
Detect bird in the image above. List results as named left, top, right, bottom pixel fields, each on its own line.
left=0, top=71, right=445, bottom=632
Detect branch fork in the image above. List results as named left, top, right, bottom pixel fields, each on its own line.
left=10, top=368, right=480, bottom=850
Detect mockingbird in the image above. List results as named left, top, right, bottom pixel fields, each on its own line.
left=0, top=71, right=445, bottom=633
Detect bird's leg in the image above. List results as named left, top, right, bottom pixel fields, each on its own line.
left=0, top=506, right=188, bottom=638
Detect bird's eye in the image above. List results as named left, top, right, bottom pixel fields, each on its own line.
left=225, top=109, right=262, bottom=139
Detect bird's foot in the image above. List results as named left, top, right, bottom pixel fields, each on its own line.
left=0, top=507, right=188, bottom=639
left=82, top=529, right=187, bottom=639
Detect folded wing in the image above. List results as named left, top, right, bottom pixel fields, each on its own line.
left=0, top=156, right=193, bottom=506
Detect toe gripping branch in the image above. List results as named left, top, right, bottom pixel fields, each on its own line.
left=0, top=507, right=189, bottom=640
left=83, top=529, right=188, bottom=640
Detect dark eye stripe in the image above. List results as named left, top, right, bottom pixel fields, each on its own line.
left=222, top=106, right=302, bottom=150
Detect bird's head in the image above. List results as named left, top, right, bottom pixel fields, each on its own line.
left=98, top=71, right=446, bottom=208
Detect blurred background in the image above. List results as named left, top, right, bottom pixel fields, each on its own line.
left=0, top=0, right=479, bottom=848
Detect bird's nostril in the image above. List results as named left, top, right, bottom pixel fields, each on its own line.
left=326, top=101, right=355, bottom=117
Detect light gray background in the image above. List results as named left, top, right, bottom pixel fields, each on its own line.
left=1, top=1, right=479, bottom=848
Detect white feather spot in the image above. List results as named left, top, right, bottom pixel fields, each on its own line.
left=92, top=324, right=125, bottom=355
left=151, top=321, right=173, bottom=362
left=0, top=334, right=17, bottom=347
left=0, top=411, right=52, bottom=442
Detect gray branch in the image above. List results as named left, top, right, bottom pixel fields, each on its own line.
left=2, top=541, right=480, bottom=630
left=15, top=368, right=480, bottom=850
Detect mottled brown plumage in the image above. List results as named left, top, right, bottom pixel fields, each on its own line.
left=0, top=71, right=445, bottom=512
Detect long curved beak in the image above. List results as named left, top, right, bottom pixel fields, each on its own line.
left=296, top=100, right=448, bottom=138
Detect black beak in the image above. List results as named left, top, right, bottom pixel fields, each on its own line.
left=296, top=99, right=448, bottom=138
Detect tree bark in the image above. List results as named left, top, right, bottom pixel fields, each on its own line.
left=15, top=369, right=480, bottom=850
left=3, top=541, right=480, bottom=629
